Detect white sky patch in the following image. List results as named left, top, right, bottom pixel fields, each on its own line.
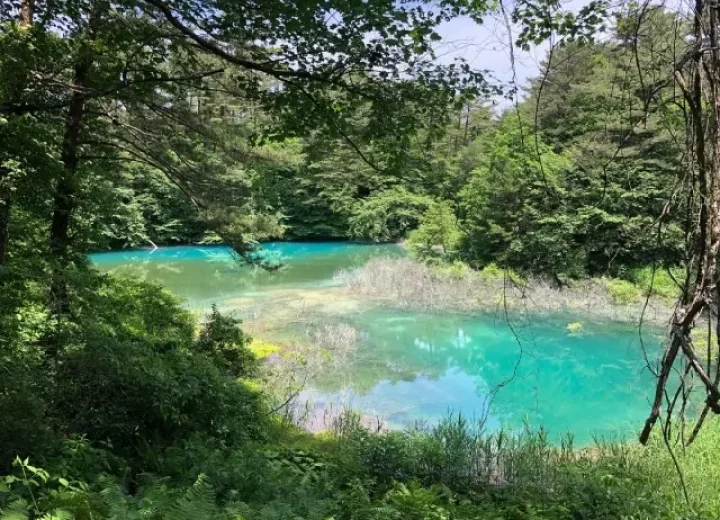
left=431, top=0, right=595, bottom=110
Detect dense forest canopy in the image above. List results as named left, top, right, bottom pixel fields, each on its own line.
left=3, top=0, right=720, bottom=517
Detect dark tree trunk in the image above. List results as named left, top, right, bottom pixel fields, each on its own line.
left=640, top=0, right=720, bottom=445
left=49, top=59, right=91, bottom=316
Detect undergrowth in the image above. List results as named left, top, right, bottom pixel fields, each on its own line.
left=2, top=415, right=720, bottom=519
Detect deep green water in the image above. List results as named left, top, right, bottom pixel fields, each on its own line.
left=91, top=243, right=663, bottom=443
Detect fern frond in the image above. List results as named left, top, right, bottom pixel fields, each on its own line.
left=39, top=509, right=73, bottom=520
left=0, top=498, right=29, bottom=520
left=166, top=474, right=218, bottom=520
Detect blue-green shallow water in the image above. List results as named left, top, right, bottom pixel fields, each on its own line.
left=300, top=310, right=661, bottom=443
left=90, top=242, right=402, bottom=308
left=91, top=243, right=663, bottom=444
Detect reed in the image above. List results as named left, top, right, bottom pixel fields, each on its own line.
left=339, top=257, right=674, bottom=324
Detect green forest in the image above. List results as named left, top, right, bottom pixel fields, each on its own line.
left=2, top=0, right=720, bottom=517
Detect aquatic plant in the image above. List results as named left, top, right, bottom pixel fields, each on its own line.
left=250, top=339, right=282, bottom=359
left=566, top=322, right=583, bottom=333
left=339, top=258, right=673, bottom=324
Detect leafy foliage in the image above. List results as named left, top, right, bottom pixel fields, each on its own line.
left=197, top=305, right=258, bottom=379
left=407, top=202, right=463, bottom=262
left=349, top=188, right=433, bottom=242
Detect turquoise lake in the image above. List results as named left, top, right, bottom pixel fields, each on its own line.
left=91, top=243, right=663, bottom=444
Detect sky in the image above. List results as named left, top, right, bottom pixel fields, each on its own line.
left=432, top=0, right=595, bottom=109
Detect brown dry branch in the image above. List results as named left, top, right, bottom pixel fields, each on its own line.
left=339, top=257, right=674, bottom=324
left=638, top=0, right=720, bottom=446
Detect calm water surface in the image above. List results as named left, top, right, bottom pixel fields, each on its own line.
left=91, top=243, right=662, bottom=443
left=91, top=242, right=402, bottom=307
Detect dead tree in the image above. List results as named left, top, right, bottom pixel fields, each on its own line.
left=640, top=0, right=720, bottom=445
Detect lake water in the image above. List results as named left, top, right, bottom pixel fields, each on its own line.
left=91, top=242, right=663, bottom=444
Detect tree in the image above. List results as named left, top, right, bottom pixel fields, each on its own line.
left=0, top=0, right=493, bottom=323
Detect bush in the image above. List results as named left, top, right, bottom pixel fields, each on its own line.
left=349, top=188, right=433, bottom=242
left=55, top=336, right=267, bottom=452
left=197, top=305, right=258, bottom=378
left=628, top=266, right=682, bottom=301
left=478, top=262, right=526, bottom=285
left=0, top=361, right=53, bottom=470
left=407, top=202, right=463, bottom=262
left=0, top=274, right=268, bottom=462
left=604, top=278, right=641, bottom=304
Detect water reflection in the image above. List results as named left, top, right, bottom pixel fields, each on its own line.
left=301, top=311, right=662, bottom=443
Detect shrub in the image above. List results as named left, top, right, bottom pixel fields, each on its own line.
left=250, top=339, right=282, bottom=359
left=54, top=337, right=267, bottom=452
left=407, top=202, right=463, bottom=262
left=197, top=305, right=258, bottom=378
left=349, top=188, right=433, bottom=242
left=628, top=266, right=682, bottom=301
left=0, top=361, right=53, bottom=471
left=430, top=260, right=472, bottom=279
left=478, top=262, right=526, bottom=285
left=604, top=278, right=641, bottom=304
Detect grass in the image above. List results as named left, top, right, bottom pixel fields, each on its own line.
left=339, top=257, right=675, bottom=324
left=4, top=406, right=720, bottom=519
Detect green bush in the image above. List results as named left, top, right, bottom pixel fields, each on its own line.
left=605, top=278, right=641, bottom=304
left=628, top=266, right=682, bottom=301
left=407, top=202, right=463, bottom=262
left=197, top=304, right=258, bottom=378
left=349, top=188, right=433, bottom=242
left=1, top=274, right=268, bottom=463
left=55, top=336, right=266, bottom=452
left=478, top=262, right=526, bottom=285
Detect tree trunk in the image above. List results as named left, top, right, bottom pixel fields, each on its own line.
left=49, top=58, right=91, bottom=316
left=640, top=0, right=720, bottom=444
left=0, top=173, right=10, bottom=266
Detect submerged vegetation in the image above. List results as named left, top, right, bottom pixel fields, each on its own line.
left=2, top=0, right=720, bottom=516
left=340, top=257, right=674, bottom=324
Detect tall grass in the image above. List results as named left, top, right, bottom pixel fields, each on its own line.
left=339, top=257, right=674, bottom=324
left=324, top=410, right=720, bottom=518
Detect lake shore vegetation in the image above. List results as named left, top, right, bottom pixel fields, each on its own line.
left=3, top=0, right=720, bottom=517
left=340, top=257, right=677, bottom=325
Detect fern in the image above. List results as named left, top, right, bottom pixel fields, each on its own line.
left=98, top=483, right=136, bottom=520
left=166, top=474, right=218, bottom=520
left=39, top=510, right=73, bottom=520
left=0, top=498, right=29, bottom=520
